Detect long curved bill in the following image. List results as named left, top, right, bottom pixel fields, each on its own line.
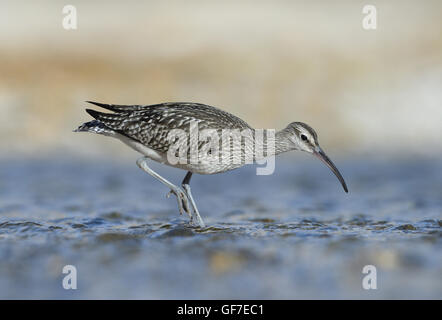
left=313, top=147, right=348, bottom=193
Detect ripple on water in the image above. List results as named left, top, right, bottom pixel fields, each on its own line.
left=0, top=157, right=441, bottom=299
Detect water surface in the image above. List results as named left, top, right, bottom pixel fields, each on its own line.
left=0, top=156, right=440, bottom=299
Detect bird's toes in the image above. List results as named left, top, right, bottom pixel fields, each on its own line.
left=178, top=191, right=190, bottom=211
left=178, top=191, right=192, bottom=219
left=176, top=194, right=185, bottom=216
left=181, top=197, right=191, bottom=215
left=167, top=188, right=192, bottom=219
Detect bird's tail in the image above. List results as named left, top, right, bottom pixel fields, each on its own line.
left=73, top=120, right=116, bottom=136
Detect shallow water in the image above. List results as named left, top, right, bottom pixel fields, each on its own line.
left=0, top=155, right=441, bottom=299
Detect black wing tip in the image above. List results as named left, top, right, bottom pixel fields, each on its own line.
left=85, top=108, right=102, bottom=119
left=86, top=100, right=130, bottom=112
left=86, top=101, right=108, bottom=108
left=86, top=100, right=118, bottom=111
left=86, top=100, right=100, bottom=105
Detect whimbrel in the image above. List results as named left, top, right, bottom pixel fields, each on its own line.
left=75, top=101, right=348, bottom=227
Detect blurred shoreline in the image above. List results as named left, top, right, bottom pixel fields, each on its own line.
left=1, top=0, right=441, bottom=157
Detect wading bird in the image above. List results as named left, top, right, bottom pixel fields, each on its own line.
left=75, top=101, right=348, bottom=227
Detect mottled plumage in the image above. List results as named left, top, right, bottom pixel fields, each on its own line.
left=78, top=101, right=263, bottom=175
left=84, top=101, right=252, bottom=154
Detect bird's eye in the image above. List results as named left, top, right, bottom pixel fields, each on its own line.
left=301, top=134, right=308, bottom=141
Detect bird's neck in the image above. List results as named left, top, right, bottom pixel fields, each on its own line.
left=275, top=129, right=294, bottom=155
left=252, top=128, right=293, bottom=160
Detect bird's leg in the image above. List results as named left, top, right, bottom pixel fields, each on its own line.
left=181, top=171, right=205, bottom=228
left=136, top=157, right=192, bottom=221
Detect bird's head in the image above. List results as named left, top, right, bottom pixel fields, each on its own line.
left=283, top=122, right=348, bottom=193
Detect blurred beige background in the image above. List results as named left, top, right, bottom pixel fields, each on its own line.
left=0, top=0, right=441, bottom=158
